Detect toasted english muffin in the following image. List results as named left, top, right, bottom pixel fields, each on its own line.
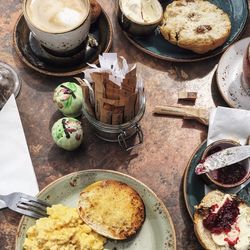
left=160, top=0, right=231, bottom=54
left=194, top=190, right=250, bottom=250
left=78, top=180, right=145, bottom=240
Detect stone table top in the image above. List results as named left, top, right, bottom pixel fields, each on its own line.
left=0, top=0, right=249, bottom=249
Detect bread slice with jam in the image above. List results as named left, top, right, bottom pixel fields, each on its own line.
left=194, top=190, right=250, bottom=250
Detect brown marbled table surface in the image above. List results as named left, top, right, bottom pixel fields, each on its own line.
left=0, top=0, right=249, bottom=249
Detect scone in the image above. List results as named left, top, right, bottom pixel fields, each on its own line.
left=194, top=190, right=250, bottom=250
left=78, top=180, right=145, bottom=240
left=160, top=0, right=231, bottom=54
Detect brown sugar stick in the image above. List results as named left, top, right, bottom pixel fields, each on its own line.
left=95, top=98, right=101, bottom=120
left=105, top=84, right=121, bottom=100
left=95, top=96, right=101, bottom=120
left=119, top=88, right=133, bottom=97
left=91, top=72, right=106, bottom=97
left=74, top=77, right=95, bottom=116
left=96, top=72, right=120, bottom=100
left=122, top=67, right=137, bottom=93
left=105, top=78, right=120, bottom=90
left=91, top=72, right=106, bottom=119
left=112, top=106, right=124, bottom=125
left=100, top=97, right=126, bottom=106
left=123, top=93, right=137, bottom=122
left=91, top=80, right=95, bottom=94
left=100, top=102, right=113, bottom=124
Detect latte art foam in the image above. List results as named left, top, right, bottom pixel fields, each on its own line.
left=26, top=0, right=88, bottom=33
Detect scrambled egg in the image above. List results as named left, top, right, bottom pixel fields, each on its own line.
left=23, top=204, right=106, bottom=250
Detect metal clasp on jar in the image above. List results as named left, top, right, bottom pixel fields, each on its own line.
left=118, top=123, right=143, bottom=151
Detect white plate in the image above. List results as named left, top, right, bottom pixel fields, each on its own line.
left=15, top=170, right=176, bottom=250
left=216, top=37, right=250, bottom=109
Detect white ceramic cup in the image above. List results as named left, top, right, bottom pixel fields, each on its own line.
left=243, top=43, right=250, bottom=90
left=22, top=0, right=91, bottom=54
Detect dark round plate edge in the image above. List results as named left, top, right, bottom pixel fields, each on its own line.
left=183, top=140, right=207, bottom=221
left=16, top=169, right=177, bottom=250
left=121, top=0, right=249, bottom=62
left=216, top=37, right=250, bottom=109
left=13, top=11, right=113, bottom=77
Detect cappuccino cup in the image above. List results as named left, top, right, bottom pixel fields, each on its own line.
left=23, top=0, right=91, bottom=54
left=243, top=43, right=250, bottom=90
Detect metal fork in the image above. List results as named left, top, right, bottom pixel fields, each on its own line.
left=0, top=192, right=50, bottom=219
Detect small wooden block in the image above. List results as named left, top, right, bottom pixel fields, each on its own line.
left=178, top=91, right=197, bottom=101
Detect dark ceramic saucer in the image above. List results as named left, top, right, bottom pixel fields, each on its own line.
left=28, top=32, right=90, bottom=66
left=119, top=0, right=248, bottom=62
left=183, top=140, right=250, bottom=220
left=13, top=11, right=113, bottom=77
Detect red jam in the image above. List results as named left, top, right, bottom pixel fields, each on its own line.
left=203, top=198, right=240, bottom=234
left=213, top=164, right=247, bottom=184
left=224, top=236, right=239, bottom=247
left=210, top=204, right=219, bottom=212
left=206, top=146, right=247, bottom=184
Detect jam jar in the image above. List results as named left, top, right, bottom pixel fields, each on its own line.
left=201, top=140, right=250, bottom=189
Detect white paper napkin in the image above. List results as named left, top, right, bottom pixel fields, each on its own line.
left=205, top=106, right=250, bottom=193
left=84, top=53, right=136, bottom=87
left=0, top=94, right=39, bottom=209
left=208, top=106, right=250, bottom=145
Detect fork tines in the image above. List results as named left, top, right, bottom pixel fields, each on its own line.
left=17, top=202, right=47, bottom=218
left=16, top=193, right=50, bottom=218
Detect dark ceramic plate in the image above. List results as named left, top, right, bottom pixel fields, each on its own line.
left=183, top=140, right=250, bottom=220
left=120, top=0, right=248, bottom=62
left=13, top=11, right=113, bottom=77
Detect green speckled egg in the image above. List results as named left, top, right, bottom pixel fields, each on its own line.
left=53, top=82, right=83, bottom=117
left=51, top=117, right=83, bottom=151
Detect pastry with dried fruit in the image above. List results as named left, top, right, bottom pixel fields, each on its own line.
left=160, top=0, right=231, bottom=54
